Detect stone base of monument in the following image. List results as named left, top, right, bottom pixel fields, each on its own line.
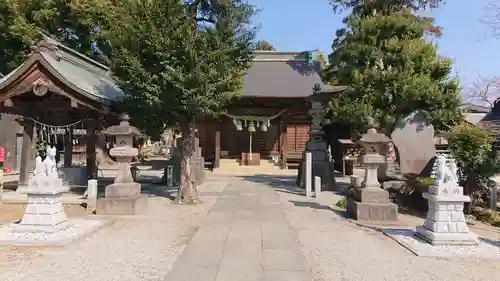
left=414, top=182, right=479, bottom=245
left=347, top=188, right=398, bottom=221
left=0, top=179, right=106, bottom=246
left=383, top=229, right=500, bottom=259
left=96, top=182, right=148, bottom=215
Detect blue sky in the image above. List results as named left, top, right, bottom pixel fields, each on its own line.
left=251, top=0, right=499, bottom=88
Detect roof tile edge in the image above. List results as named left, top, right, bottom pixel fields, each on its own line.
left=252, top=51, right=312, bottom=62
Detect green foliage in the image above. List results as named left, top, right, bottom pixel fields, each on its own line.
left=106, top=0, right=257, bottom=137
left=335, top=197, right=347, bottom=209
left=255, top=40, right=275, bottom=51
left=447, top=123, right=500, bottom=202
left=448, top=123, right=495, bottom=177
left=323, top=2, right=461, bottom=133
left=0, top=0, right=117, bottom=75
left=328, top=0, right=445, bottom=13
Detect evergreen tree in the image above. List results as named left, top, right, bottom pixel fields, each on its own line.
left=324, top=0, right=461, bottom=133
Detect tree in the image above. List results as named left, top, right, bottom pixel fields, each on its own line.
left=315, top=51, right=327, bottom=69
left=0, top=0, right=117, bottom=75
left=465, top=75, right=500, bottom=108
left=106, top=0, right=257, bottom=203
left=448, top=123, right=500, bottom=210
left=323, top=1, right=462, bottom=133
left=255, top=40, right=275, bottom=50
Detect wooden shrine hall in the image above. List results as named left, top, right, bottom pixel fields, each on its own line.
left=195, top=51, right=345, bottom=169
left=0, top=35, right=124, bottom=185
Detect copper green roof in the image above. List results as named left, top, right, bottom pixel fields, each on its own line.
left=0, top=35, right=124, bottom=105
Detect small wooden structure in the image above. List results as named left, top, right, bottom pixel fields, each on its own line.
left=0, top=35, right=123, bottom=185
left=196, top=51, right=345, bottom=169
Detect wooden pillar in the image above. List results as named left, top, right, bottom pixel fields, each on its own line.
left=18, top=119, right=34, bottom=186
left=86, top=120, right=98, bottom=179
left=280, top=117, right=288, bottom=169
left=214, top=120, right=221, bottom=169
left=64, top=126, right=73, bottom=167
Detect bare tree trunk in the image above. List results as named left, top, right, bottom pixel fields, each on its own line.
left=95, top=130, right=115, bottom=168
left=174, top=122, right=200, bottom=204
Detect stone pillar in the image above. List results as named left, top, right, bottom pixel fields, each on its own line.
left=214, top=126, right=220, bottom=169
left=305, top=152, right=312, bottom=197
left=300, top=98, right=334, bottom=191
left=346, top=117, right=398, bottom=221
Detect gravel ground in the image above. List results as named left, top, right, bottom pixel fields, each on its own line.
left=0, top=181, right=228, bottom=281
left=277, top=189, right=500, bottom=281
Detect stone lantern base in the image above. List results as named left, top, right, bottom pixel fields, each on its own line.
left=96, top=182, right=148, bottom=215
left=347, top=188, right=398, bottom=221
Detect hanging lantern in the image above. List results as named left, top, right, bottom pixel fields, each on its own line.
left=260, top=121, right=268, bottom=132
left=235, top=120, right=243, bottom=131
left=248, top=121, right=256, bottom=132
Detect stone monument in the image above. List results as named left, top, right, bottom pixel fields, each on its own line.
left=415, top=154, right=478, bottom=245
left=14, top=146, right=69, bottom=233
left=299, top=84, right=338, bottom=191
left=96, top=113, right=148, bottom=215
left=0, top=146, right=105, bottom=246
left=391, top=111, right=436, bottom=175
left=346, top=117, right=398, bottom=221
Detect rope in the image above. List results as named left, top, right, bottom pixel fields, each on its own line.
left=28, top=117, right=89, bottom=128
left=223, top=109, right=286, bottom=121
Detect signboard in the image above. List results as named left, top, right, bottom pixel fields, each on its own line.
left=0, top=146, right=4, bottom=162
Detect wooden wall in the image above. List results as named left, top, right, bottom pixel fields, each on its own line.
left=0, top=113, right=23, bottom=171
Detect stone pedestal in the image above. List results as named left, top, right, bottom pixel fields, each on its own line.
left=96, top=182, right=147, bottom=215
left=14, top=177, right=70, bottom=233
left=96, top=151, right=148, bottom=215
left=347, top=188, right=398, bottom=221
left=416, top=182, right=478, bottom=245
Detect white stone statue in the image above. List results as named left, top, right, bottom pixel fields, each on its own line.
left=42, top=146, right=58, bottom=179
left=33, top=156, right=45, bottom=176
left=433, top=154, right=457, bottom=186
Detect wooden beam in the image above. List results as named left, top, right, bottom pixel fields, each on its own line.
left=18, top=118, right=34, bottom=185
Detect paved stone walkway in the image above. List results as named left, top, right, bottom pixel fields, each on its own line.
left=164, top=179, right=311, bottom=281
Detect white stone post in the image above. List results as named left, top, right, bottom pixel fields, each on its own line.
left=305, top=152, right=312, bottom=197
left=87, top=179, right=98, bottom=214
left=314, top=176, right=321, bottom=199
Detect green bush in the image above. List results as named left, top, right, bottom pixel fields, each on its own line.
left=447, top=123, right=500, bottom=207
left=335, top=197, right=347, bottom=210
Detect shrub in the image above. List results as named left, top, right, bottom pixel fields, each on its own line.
left=447, top=123, right=500, bottom=208
left=335, top=197, right=347, bottom=209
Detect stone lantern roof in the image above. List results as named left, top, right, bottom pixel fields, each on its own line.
left=104, top=113, right=142, bottom=136
left=359, top=117, right=391, bottom=144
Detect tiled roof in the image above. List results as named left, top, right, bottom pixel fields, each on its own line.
left=242, top=51, right=345, bottom=98
left=0, top=35, right=124, bottom=105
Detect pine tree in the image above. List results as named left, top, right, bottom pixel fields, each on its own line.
left=323, top=0, right=461, bottom=133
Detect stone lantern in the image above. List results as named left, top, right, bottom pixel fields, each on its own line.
left=299, top=83, right=346, bottom=192
left=96, top=113, right=148, bottom=215
left=346, top=117, right=398, bottom=221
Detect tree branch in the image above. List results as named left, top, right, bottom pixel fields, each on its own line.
left=465, top=75, right=500, bottom=108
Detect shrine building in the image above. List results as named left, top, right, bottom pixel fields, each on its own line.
left=0, top=35, right=123, bottom=185
left=195, top=51, right=345, bottom=169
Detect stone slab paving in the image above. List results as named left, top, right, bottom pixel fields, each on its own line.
left=164, top=180, right=312, bottom=281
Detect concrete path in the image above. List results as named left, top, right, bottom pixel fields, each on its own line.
left=164, top=179, right=311, bottom=281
